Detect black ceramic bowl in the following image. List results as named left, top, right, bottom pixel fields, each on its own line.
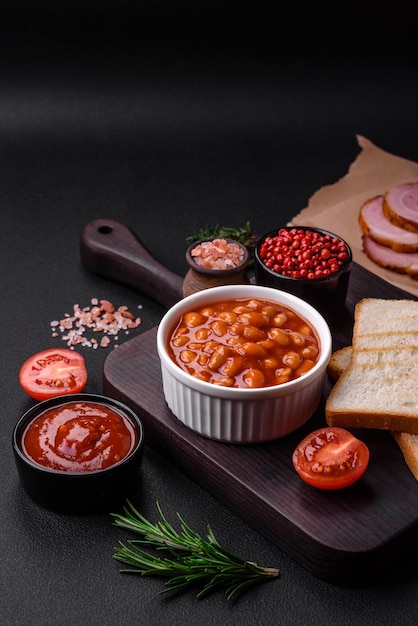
left=186, top=237, right=250, bottom=276
left=254, top=226, right=353, bottom=318
left=183, top=237, right=251, bottom=297
left=12, top=393, right=144, bottom=514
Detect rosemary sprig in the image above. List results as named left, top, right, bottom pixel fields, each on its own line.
left=111, top=501, right=279, bottom=600
left=185, top=221, right=259, bottom=251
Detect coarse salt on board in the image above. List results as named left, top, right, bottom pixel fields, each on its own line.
left=50, top=298, right=142, bottom=349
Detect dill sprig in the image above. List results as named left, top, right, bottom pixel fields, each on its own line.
left=185, top=222, right=259, bottom=251
left=111, top=501, right=279, bottom=600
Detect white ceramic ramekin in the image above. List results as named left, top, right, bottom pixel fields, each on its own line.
left=156, top=284, right=331, bottom=443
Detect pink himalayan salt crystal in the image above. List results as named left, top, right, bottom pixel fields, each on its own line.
left=50, top=299, right=142, bottom=349
left=191, top=238, right=245, bottom=270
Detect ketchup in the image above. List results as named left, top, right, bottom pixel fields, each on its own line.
left=21, top=401, right=138, bottom=473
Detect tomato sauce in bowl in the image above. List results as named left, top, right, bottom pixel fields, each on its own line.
left=12, top=393, right=144, bottom=513
left=21, top=401, right=138, bottom=473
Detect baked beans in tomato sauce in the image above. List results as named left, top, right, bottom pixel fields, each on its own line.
left=167, top=298, right=320, bottom=388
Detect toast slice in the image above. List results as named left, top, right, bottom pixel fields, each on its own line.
left=392, top=431, right=418, bottom=481
left=325, top=298, right=418, bottom=434
left=326, top=346, right=352, bottom=382
left=327, top=344, right=418, bottom=482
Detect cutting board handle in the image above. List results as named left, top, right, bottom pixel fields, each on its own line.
left=80, top=219, right=184, bottom=308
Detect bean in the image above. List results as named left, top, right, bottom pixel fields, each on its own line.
left=301, top=345, right=319, bottom=359
left=188, top=342, right=203, bottom=350
left=243, top=325, right=266, bottom=341
left=172, top=334, right=189, bottom=347
left=263, top=357, right=280, bottom=369
left=229, top=323, right=246, bottom=336
left=202, top=340, right=219, bottom=354
left=275, top=366, right=292, bottom=384
left=194, top=370, right=212, bottom=383
left=227, top=336, right=245, bottom=346
left=243, top=368, right=265, bottom=388
left=282, top=351, right=302, bottom=369
left=238, top=311, right=269, bottom=327
left=179, top=350, right=197, bottom=364
left=222, top=355, right=245, bottom=377
left=217, top=311, right=237, bottom=324
left=183, top=311, right=204, bottom=327
left=271, top=313, right=288, bottom=327
left=295, top=359, right=315, bottom=376
left=289, top=332, right=306, bottom=347
left=238, top=342, right=267, bottom=357
left=213, top=376, right=236, bottom=387
left=258, top=339, right=277, bottom=350
left=276, top=372, right=291, bottom=384
left=197, top=354, right=209, bottom=366
left=208, top=345, right=230, bottom=370
left=269, top=328, right=290, bottom=346
left=195, top=327, right=210, bottom=341
left=261, top=304, right=277, bottom=317
left=232, top=305, right=252, bottom=314
left=299, top=324, right=313, bottom=336
left=247, top=299, right=262, bottom=309
left=210, top=320, right=229, bottom=337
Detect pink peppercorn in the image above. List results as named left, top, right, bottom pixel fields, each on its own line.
left=258, top=228, right=349, bottom=279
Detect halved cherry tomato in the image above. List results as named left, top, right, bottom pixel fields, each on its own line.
left=292, top=426, right=370, bottom=490
left=19, top=348, right=88, bottom=401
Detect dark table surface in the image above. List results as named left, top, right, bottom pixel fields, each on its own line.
left=1, top=3, right=418, bottom=624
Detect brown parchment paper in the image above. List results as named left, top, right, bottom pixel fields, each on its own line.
left=290, top=135, right=418, bottom=298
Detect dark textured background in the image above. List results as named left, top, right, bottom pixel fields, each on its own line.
left=1, top=2, right=418, bottom=624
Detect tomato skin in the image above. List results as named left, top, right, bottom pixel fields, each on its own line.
left=292, top=426, right=370, bottom=490
left=19, top=348, right=88, bottom=401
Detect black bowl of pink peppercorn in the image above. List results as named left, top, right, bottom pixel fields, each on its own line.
left=254, top=227, right=352, bottom=317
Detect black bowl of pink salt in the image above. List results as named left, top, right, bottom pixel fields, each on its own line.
left=183, top=237, right=250, bottom=296
left=254, top=227, right=352, bottom=318
left=12, top=393, right=144, bottom=514
left=186, top=237, right=250, bottom=275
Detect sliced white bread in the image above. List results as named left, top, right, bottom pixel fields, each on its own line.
left=326, top=298, right=418, bottom=434
left=327, top=344, right=418, bottom=482
left=326, top=346, right=352, bottom=382
left=392, top=431, right=418, bottom=482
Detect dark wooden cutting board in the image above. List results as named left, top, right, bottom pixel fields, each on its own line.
left=102, top=263, right=418, bottom=584
left=80, top=219, right=418, bottom=583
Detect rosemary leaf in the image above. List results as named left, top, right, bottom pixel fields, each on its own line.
left=185, top=222, right=259, bottom=251
left=111, top=501, right=279, bottom=600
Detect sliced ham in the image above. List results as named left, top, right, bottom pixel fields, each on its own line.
left=362, top=235, right=418, bottom=278
left=383, top=182, right=418, bottom=233
left=359, top=195, right=418, bottom=252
